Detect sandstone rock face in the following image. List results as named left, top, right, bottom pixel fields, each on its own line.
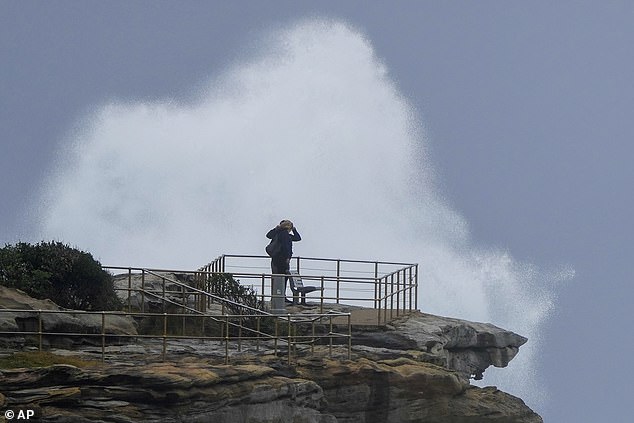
left=0, top=286, right=138, bottom=348
left=392, top=312, right=527, bottom=380
left=0, top=356, right=542, bottom=423
left=347, top=311, right=527, bottom=380
left=0, top=288, right=541, bottom=422
left=306, top=358, right=541, bottom=423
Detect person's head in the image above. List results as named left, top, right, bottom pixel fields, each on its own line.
left=279, top=219, right=293, bottom=231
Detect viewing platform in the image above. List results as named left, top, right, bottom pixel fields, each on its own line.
left=199, top=254, right=419, bottom=326
left=0, top=255, right=418, bottom=364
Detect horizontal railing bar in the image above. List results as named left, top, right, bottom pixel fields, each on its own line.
left=0, top=331, right=350, bottom=342
left=103, top=254, right=417, bottom=362
left=142, top=269, right=270, bottom=317
left=218, top=254, right=417, bottom=267
left=0, top=309, right=352, bottom=320
left=106, top=267, right=408, bottom=284
left=212, top=272, right=382, bottom=282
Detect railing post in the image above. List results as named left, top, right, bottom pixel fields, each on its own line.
left=162, top=313, right=167, bottom=362
left=384, top=276, right=389, bottom=325
left=127, top=268, right=132, bottom=312
left=38, top=309, right=43, bottom=352
left=403, top=269, right=408, bottom=314
left=220, top=311, right=225, bottom=344
left=206, top=271, right=212, bottom=310
left=238, top=315, right=243, bottom=352
left=181, top=285, right=187, bottom=335
left=202, top=271, right=208, bottom=312
left=141, top=270, right=146, bottom=312
left=377, top=284, right=382, bottom=326
left=320, top=276, right=325, bottom=314
left=101, top=312, right=106, bottom=363
left=287, top=314, right=292, bottom=366
left=162, top=276, right=166, bottom=313
left=201, top=314, right=206, bottom=340
left=256, top=317, right=261, bottom=352
left=329, top=315, right=333, bottom=358
left=311, top=320, right=316, bottom=355
left=348, top=313, right=352, bottom=360
left=415, top=264, right=419, bottom=310
left=374, top=262, right=379, bottom=309
left=396, top=270, right=401, bottom=317
left=274, top=319, right=279, bottom=357
left=408, top=266, right=413, bottom=312
left=225, top=315, right=230, bottom=365
left=336, top=259, right=341, bottom=304
left=193, top=272, right=199, bottom=313
left=376, top=274, right=383, bottom=312
left=390, top=273, right=394, bottom=321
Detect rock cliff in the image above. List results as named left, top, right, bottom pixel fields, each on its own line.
left=0, top=353, right=541, bottom=422
left=0, top=287, right=542, bottom=422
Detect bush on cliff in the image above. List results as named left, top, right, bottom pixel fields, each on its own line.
left=208, top=273, right=263, bottom=312
left=0, top=241, right=122, bottom=311
left=207, top=273, right=268, bottom=334
left=138, top=273, right=265, bottom=336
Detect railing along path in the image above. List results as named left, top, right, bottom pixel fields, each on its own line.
left=0, top=255, right=417, bottom=365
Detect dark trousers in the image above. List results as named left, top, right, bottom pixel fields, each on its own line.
left=271, top=258, right=290, bottom=295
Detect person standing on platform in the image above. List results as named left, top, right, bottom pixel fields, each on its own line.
left=266, top=219, right=301, bottom=302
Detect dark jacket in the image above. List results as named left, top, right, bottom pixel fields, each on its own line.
left=266, top=227, right=301, bottom=259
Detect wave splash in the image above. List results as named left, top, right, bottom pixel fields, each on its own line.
left=35, top=19, right=571, bottom=411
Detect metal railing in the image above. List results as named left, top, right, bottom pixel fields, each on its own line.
left=104, top=266, right=352, bottom=362
left=198, top=254, right=419, bottom=325
left=0, top=255, right=417, bottom=364
left=0, top=308, right=351, bottom=365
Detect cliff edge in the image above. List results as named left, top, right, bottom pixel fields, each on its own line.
left=0, top=289, right=541, bottom=423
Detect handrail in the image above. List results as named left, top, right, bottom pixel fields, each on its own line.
left=103, top=266, right=356, bottom=358
left=0, top=254, right=417, bottom=366
left=139, top=269, right=355, bottom=340
left=109, top=268, right=292, bottom=344
left=0, top=308, right=352, bottom=364
left=218, top=254, right=416, bottom=267
left=106, top=266, right=378, bottom=318
left=198, top=254, right=419, bottom=326
left=0, top=254, right=417, bottom=368
left=142, top=269, right=269, bottom=317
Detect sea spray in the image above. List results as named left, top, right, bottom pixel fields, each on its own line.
left=35, top=19, right=569, bottom=411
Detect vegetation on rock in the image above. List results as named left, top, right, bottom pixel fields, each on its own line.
left=207, top=272, right=263, bottom=312
left=0, top=351, right=99, bottom=369
left=0, top=241, right=121, bottom=311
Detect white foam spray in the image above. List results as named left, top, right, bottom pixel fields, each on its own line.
left=35, top=19, right=572, bottom=412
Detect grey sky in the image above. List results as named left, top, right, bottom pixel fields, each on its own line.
left=2, top=1, right=633, bottom=421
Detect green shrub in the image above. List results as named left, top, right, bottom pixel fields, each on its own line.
left=0, top=241, right=122, bottom=311
left=134, top=274, right=267, bottom=337
left=207, top=273, right=270, bottom=334
left=207, top=273, right=263, bottom=313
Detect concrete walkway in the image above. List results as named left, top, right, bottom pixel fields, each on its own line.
left=284, top=302, right=413, bottom=327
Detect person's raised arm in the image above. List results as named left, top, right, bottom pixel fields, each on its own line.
left=290, top=227, right=301, bottom=241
